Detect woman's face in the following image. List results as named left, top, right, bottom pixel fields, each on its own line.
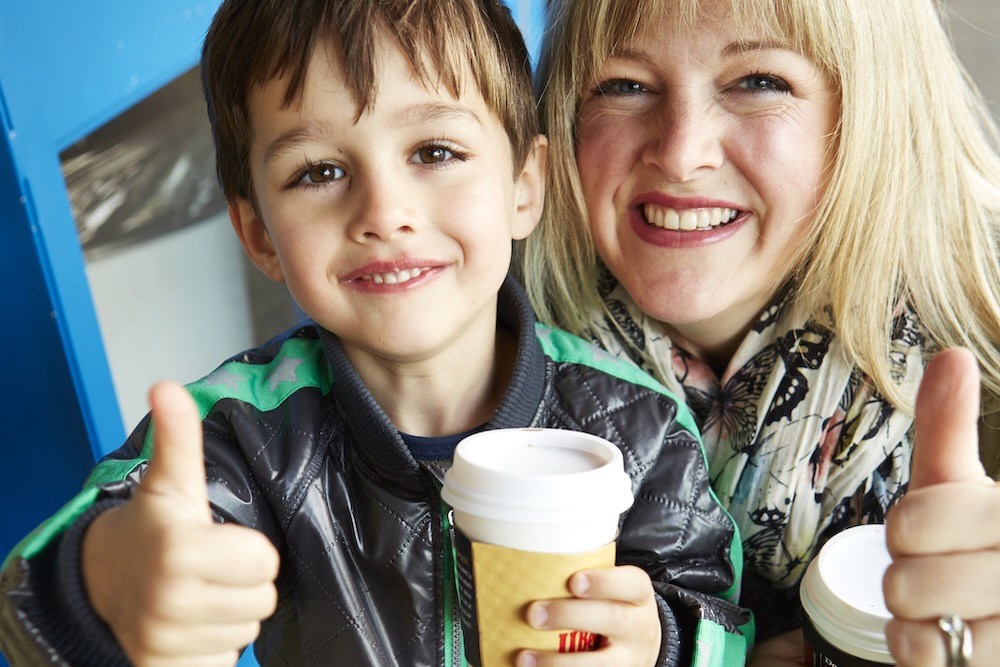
left=576, top=7, right=838, bottom=360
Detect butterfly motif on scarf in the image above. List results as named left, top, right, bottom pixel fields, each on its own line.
left=743, top=505, right=788, bottom=569
left=764, top=325, right=832, bottom=424
left=888, top=307, right=924, bottom=383
left=603, top=298, right=646, bottom=353
left=704, top=345, right=779, bottom=453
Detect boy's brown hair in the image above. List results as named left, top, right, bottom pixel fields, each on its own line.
left=202, top=0, right=537, bottom=204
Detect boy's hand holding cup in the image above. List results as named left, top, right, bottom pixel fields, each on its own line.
left=82, top=381, right=280, bottom=667
left=441, top=428, right=635, bottom=667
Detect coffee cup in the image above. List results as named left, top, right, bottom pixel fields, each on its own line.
left=441, top=428, right=634, bottom=667
left=800, top=524, right=894, bottom=666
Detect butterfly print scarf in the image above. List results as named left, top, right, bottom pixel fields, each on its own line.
left=588, top=273, right=925, bottom=594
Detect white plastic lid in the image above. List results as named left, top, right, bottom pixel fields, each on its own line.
left=441, top=428, right=634, bottom=524
left=800, top=524, right=893, bottom=661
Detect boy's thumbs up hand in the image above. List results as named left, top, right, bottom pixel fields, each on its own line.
left=139, top=381, right=214, bottom=524
left=884, top=349, right=1000, bottom=666
left=82, top=382, right=280, bottom=667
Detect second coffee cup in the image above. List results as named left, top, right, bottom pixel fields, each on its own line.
left=441, top=428, right=635, bottom=667
left=800, top=524, right=894, bottom=666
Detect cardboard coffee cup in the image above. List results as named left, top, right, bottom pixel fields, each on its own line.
left=441, top=428, right=634, bottom=667
left=800, top=524, right=894, bottom=666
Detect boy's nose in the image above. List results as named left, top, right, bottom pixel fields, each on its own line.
left=642, top=96, right=724, bottom=182
left=349, top=172, right=418, bottom=241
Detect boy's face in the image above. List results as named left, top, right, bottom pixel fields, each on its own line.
left=231, top=40, right=544, bottom=368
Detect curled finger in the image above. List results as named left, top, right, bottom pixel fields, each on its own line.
left=566, top=565, right=655, bottom=604
left=887, top=616, right=1000, bottom=667
left=884, top=551, right=1000, bottom=620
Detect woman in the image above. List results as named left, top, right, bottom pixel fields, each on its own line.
left=518, top=0, right=1000, bottom=663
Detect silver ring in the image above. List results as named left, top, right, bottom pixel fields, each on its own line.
left=938, top=614, right=973, bottom=667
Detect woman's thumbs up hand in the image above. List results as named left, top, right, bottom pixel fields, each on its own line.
left=884, top=349, right=1000, bottom=667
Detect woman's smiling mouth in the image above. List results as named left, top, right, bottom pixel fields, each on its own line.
left=642, top=204, right=740, bottom=231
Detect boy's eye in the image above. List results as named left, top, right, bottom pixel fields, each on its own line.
left=412, top=145, right=455, bottom=164
left=298, top=162, right=345, bottom=185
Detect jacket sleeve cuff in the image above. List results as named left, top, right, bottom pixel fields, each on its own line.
left=655, top=594, right=682, bottom=666
left=653, top=585, right=753, bottom=667
left=50, top=496, right=133, bottom=667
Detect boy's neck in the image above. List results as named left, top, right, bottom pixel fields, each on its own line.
left=347, top=326, right=518, bottom=438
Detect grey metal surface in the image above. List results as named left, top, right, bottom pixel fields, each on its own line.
left=947, top=0, right=1000, bottom=122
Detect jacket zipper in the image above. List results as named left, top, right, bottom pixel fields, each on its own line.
left=441, top=499, right=468, bottom=667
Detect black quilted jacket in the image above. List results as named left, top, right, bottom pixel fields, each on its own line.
left=0, top=277, right=751, bottom=667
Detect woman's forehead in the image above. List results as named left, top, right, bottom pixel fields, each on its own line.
left=590, top=0, right=815, bottom=66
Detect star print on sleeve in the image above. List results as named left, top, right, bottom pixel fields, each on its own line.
left=268, top=355, right=304, bottom=391
left=203, top=366, right=246, bottom=392
left=185, top=336, right=331, bottom=419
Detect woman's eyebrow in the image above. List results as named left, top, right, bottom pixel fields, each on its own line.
left=601, top=48, right=660, bottom=69
left=721, top=39, right=791, bottom=57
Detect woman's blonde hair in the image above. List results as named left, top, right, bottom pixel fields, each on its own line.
left=518, top=0, right=1000, bottom=411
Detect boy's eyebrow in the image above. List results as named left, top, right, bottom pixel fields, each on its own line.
left=264, top=127, right=328, bottom=166
left=263, top=102, right=485, bottom=166
left=391, top=101, right=485, bottom=129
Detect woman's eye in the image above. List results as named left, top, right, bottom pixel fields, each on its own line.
left=413, top=145, right=456, bottom=165
left=297, top=163, right=344, bottom=186
left=737, top=74, right=791, bottom=93
left=594, top=79, right=648, bottom=97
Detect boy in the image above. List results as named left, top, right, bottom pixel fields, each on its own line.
left=0, top=1, right=751, bottom=665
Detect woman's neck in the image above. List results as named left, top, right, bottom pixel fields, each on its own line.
left=665, top=322, right=747, bottom=379
left=656, top=285, right=789, bottom=380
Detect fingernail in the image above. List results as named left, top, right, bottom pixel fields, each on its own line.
left=570, top=573, right=590, bottom=596
left=528, top=602, right=549, bottom=628
left=517, top=651, right=537, bottom=667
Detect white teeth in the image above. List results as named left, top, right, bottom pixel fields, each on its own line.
left=679, top=210, right=698, bottom=230
left=642, top=205, right=738, bottom=231
left=365, top=267, right=428, bottom=284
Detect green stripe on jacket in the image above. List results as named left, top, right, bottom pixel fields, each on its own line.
left=3, top=337, right=330, bottom=570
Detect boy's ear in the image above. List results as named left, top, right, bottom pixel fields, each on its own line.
left=229, top=199, right=285, bottom=283
left=511, top=134, right=548, bottom=241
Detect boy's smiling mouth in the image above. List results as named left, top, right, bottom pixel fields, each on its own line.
left=641, top=204, right=740, bottom=231
left=358, top=267, right=431, bottom=285
left=341, top=259, right=445, bottom=289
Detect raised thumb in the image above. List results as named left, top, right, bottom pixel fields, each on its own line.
left=909, top=347, right=987, bottom=490
left=141, top=381, right=212, bottom=522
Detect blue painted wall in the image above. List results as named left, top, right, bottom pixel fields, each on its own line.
left=0, top=5, right=223, bottom=667
left=0, top=0, right=224, bottom=555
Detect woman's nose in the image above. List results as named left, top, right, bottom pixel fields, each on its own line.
left=348, top=171, right=417, bottom=241
left=642, top=96, right=724, bottom=182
